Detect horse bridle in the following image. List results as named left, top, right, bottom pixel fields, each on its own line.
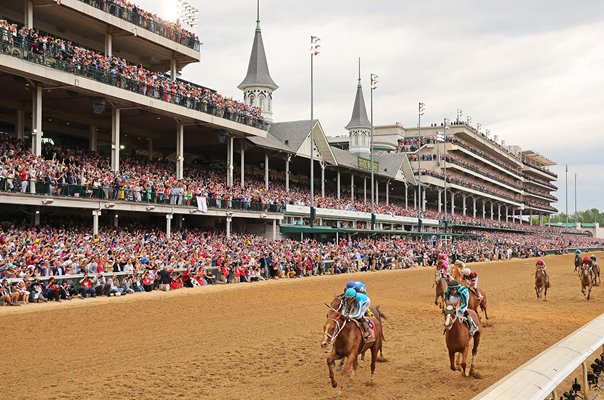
left=323, top=316, right=347, bottom=345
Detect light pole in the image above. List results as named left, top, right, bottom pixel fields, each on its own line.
left=417, top=102, right=425, bottom=223
left=565, top=164, right=568, bottom=226
left=574, top=172, right=577, bottom=222
left=370, top=73, right=379, bottom=230
left=309, top=35, right=320, bottom=227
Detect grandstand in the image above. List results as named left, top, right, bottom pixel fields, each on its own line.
left=0, top=0, right=567, bottom=243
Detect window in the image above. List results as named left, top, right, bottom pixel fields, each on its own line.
left=259, top=94, right=266, bottom=111
left=248, top=94, right=255, bottom=106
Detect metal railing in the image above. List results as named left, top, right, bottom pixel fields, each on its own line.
left=0, top=178, right=285, bottom=213
left=0, top=27, right=268, bottom=130
left=77, top=0, right=201, bottom=51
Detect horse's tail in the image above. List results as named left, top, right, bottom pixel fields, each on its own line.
left=375, top=305, right=388, bottom=321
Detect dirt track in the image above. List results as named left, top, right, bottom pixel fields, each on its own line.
left=2, top=252, right=604, bottom=400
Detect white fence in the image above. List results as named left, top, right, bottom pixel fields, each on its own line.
left=472, top=312, right=604, bottom=400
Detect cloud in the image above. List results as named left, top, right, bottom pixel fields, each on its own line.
left=134, top=0, right=604, bottom=210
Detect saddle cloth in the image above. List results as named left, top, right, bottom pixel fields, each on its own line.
left=351, top=318, right=376, bottom=344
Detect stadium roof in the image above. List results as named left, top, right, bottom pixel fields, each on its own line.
left=522, top=150, right=555, bottom=166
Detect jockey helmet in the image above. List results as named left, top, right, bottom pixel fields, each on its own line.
left=345, top=288, right=357, bottom=299
left=575, top=249, right=581, bottom=254
left=454, top=260, right=464, bottom=265
left=462, top=268, right=471, bottom=276
left=448, top=280, right=459, bottom=289
left=354, top=281, right=367, bottom=294
left=590, top=255, right=596, bottom=261
left=536, top=258, right=544, bottom=265
left=583, top=256, right=591, bottom=263
left=345, top=281, right=356, bottom=289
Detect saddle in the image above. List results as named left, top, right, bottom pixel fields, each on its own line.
left=351, top=318, right=376, bottom=344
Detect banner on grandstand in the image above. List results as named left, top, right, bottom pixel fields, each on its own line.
left=196, top=196, right=208, bottom=213
left=357, top=157, right=379, bottom=172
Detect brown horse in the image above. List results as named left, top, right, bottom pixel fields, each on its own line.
left=443, top=304, right=481, bottom=377
left=580, top=265, right=593, bottom=300
left=451, top=265, right=463, bottom=283
left=322, top=310, right=383, bottom=393
left=591, top=263, right=601, bottom=286
left=535, top=269, right=549, bottom=300
left=467, top=288, right=489, bottom=320
left=574, top=254, right=582, bottom=272
left=328, top=295, right=386, bottom=361
left=434, top=271, right=447, bottom=310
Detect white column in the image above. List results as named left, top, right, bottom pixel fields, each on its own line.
left=364, top=177, right=367, bottom=204
left=451, top=192, right=455, bottom=216
left=264, top=154, right=269, bottom=191
left=518, top=209, right=523, bottom=225
left=351, top=174, right=355, bottom=203
left=463, top=195, right=467, bottom=216
left=105, top=33, right=113, bottom=56
left=16, top=110, right=25, bottom=141
left=506, top=205, right=510, bottom=222
left=490, top=202, right=494, bottom=220
left=473, top=197, right=477, bottom=218
left=529, top=213, right=533, bottom=226
left=422, top=187, right=426, bottom=212
left=414, top=188, right=417, bottom=210
left=404, top=183, right=408, bottom=208
left=375, top=179, right=379, bottom=205
left=385, top=181, right=389, bottom=205
left=272, top=220, right=277, bottom=240
left=89, top=126, right=98, bottom=152
left=285, top=155, right=291, bottom=192
left=148, top=138, right=153, bottom=160
left=321, top=163, right=325, bottom=197
left=482, top=199, right=486, bottom=219
left=498, top=203, right=502, bottom=221
left=539, top=214, right=544, bottom=226
left=170, top=57, right=177, bottom=80
left=92, top=210, right=101, bottom=236
left=438, top=190, right=442, bottom=213
left=240, top=144, right=245, bottom=189
left=113, top=213, right=119, bottom=228
left=166, top=214, right=173, bottom=240
left=337, top=170, right=341, bottom=200
left=25, top=1, right=33, bottom=29
left=111, top=108, right=120, bottom=172
left=226, top=136, right=234, bottom=187
left=31, top=85, right=43, bottom=156
left=226, top=216, right=232, bottom=239
left=176, top=124, right=184, bottom=180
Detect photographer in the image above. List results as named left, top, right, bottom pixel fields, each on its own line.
left=79, top=275, right=96, bottom=298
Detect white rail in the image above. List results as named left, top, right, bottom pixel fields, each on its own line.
left=473, top=312, right=604, bottom=400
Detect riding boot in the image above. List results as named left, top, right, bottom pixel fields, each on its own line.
left=469, top=316, right=478, bottom=336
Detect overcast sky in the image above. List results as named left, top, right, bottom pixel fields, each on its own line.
left=137, top=0, right=603, bottom=213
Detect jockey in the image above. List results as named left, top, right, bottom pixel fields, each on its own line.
left=436, top=260, right=450, bottom=282
left=535, top=258, right=549, bottom=283
left=444, top=280, right=478, bottom=336
left=462, top=267, right=482, bottom=301
left=354, top=281, right=367, bottom=295
left=343, top=280, right=356, bottom=295
left=590, top=255, right=598, bottom=265
left=342, top=287, right=371, bottom=339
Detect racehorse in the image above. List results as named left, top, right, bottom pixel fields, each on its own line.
left=535, top=269, right=549, bottom=300
left=451, top=264, right=463, bottom=283
left=322, top=309, right=383, bottom=392
left=591, top=263, right=601, bottom=286
left=574, top=254, right=582, bottom=272
left=328, top=295, right=386, bottom=361
left=434, top=270, right=447, bottom=310
left=467, top=287, right=489, bottom=320
left=443, top=303, right=481, bottom=377
left=580, top=265, right=593, bottom=300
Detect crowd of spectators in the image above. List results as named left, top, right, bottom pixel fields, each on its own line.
left=0, top=20, right=265, bottom=129
left=1, top=222, right=602, bottom=306
left=78, top=0, right=200, bottom=50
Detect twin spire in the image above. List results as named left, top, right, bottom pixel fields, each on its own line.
left=345, top=58, right=371, bottom=130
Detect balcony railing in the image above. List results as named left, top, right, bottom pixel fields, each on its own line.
left=0, top=178, right=285, bottom=213
left=77, top=0, right=201, bottom=51
left=0, top=27, right=268, bottom=130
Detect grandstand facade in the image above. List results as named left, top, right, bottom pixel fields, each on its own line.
left=0, top=0, right=563, bottom=241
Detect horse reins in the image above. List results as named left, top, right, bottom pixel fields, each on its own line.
left=324, top=317, right=347, bottom=345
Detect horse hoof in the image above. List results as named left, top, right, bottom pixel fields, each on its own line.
left=335, top=390, right=342, bottom=397
left=347, top=383, right=353, bottom=389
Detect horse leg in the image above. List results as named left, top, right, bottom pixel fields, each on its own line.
left=455, top=352, right=462, bottom=371
left=449, top=351, right=457, bottom=371
left=327, top=352, right=338, bottom=388
left=461, top=344, right=470, bottom=377
left=370, top=342, right=378, bottom=381
left=544, top=286, right=547, bottom=301
left=341, top=351, right=357, bottom=389
left=481, top=302, right=489, bottom=320
left=535, top=286, right=539, bottom=299
left=470, top=332, right=480, bottom=377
